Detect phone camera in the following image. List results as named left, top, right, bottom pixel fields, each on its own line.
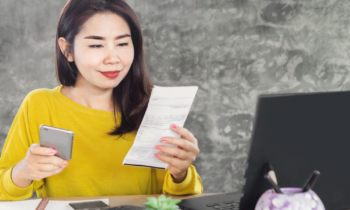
left=44, top=128, right=48, bottom=131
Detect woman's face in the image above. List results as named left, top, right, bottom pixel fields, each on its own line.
left=72, top=12, right=134, bottom=90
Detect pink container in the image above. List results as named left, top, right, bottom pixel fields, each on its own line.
left=255, top=187, right=325, bottom=210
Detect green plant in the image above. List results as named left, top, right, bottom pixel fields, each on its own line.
left=143, top=194, right=181, bottom=210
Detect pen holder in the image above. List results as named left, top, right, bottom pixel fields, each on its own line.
left=255, top=187, right=325, bottom=210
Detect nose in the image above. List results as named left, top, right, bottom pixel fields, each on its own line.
left=104, top=45, right=120, bottom=65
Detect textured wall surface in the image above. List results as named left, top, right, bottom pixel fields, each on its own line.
left=1, top=0, right=350, bottom=193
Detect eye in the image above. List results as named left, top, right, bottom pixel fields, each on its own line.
left=118, top=43, right=128, bottom=47
left=89, top=45, right=103, bottom=48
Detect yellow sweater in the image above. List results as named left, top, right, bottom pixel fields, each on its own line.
left=0, top=86, right=203, bottom=201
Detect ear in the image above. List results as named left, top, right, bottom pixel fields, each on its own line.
left=58, top=37, right=74, bottom=62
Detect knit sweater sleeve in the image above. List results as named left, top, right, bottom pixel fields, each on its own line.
left=161, top=165, right=203, bottom=195
left=0, top=91, right=44, bottom=200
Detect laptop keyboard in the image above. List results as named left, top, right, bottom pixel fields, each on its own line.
left=180, top=200, right=240, bottom=210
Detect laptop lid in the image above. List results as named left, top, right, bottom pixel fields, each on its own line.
left=240, top=91, right=350, bottom=210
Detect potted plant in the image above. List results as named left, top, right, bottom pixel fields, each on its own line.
left=143, top=194, right=181, bottom=210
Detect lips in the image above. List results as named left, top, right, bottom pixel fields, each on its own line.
left=100, top=71, right=120, bottom=79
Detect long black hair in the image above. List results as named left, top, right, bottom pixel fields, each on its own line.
left=55, top=0, right=153, bottom=136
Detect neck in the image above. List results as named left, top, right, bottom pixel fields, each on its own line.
left=61, top=76, right=115, bottom=112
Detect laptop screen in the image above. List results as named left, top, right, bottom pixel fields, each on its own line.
left=240, top=91, right=350, bottom=210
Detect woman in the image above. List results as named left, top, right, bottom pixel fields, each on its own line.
left=0, top=0, right=202, bottom=200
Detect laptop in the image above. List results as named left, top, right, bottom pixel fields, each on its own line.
left=179, top=91, right=350, bottom=210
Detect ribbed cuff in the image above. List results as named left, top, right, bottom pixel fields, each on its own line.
left=164, top=165, right=202, bottom=195
left=2, top=166, right=33, bottom=199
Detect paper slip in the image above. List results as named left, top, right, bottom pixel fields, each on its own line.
left=123, top=86, right=198, bottom=169
left=0, top=198, right=109, bottom=210
left=0, top=199, right=42, bottom=210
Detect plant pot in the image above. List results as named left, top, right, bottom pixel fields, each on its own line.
left=255, top=187, right=325, bottom=210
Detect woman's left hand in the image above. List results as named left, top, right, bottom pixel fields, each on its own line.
left=155, top=124, right=200, bottom=183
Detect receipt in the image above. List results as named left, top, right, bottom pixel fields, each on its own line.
left=123, top=86, right=198, bottom=169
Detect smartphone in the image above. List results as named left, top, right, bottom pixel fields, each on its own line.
left=69, top=201, right=109, bottom=210
left=39, top=125, right=74, bottom=160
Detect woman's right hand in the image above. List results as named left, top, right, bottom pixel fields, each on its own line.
left=11, top=144, right=68, bottom=188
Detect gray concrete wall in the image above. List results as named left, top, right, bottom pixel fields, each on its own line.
left=1, top=0, right=350, bottom=193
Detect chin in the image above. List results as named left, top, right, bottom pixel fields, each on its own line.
left=98, top=81, right=122, bottom=90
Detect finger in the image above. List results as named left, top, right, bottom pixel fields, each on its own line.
left=156, top=145, right=191, bottom=160
left=36, top=155, right=68, bottom=168
left=170, top=124, right=197, bottom=144
left=30, top=144, right=57, bottom=156
left=155, top=153, right=189, bottom=171
left=36, top=163, right=62, bottom=172
left=161, top=137, right=199, bottom=154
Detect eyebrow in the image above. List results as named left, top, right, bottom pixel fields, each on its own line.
left=83, top=34, right=131, bottom=40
